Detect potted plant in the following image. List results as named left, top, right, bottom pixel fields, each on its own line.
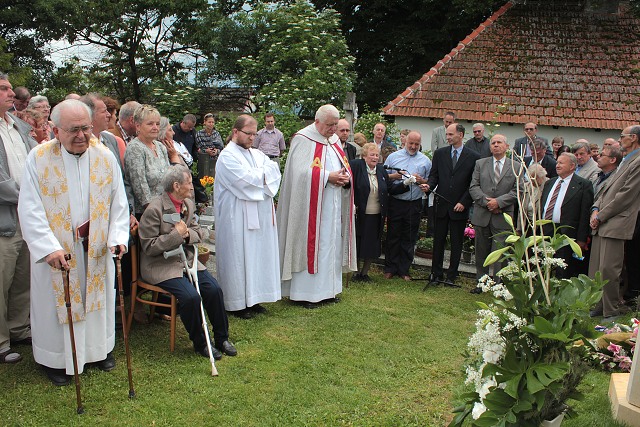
left=200, top=175, right=215, bottom=205
left=415, top=237, right=434, bottom=258
left=449, top=214, right=604, bottom=427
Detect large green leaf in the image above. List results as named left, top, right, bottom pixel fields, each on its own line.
left=484, top=246, right=511, bottom=266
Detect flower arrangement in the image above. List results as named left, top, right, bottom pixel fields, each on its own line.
left=450, top=215, right=604, bottom=426
left=200, top=175, right=214, bottom=195
left=463, top=223, right=475, bottom=252
left=588, top=318, right=638, bottom=372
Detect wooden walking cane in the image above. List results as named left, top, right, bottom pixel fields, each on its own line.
left=61, top=253, right=84, bottom=414
left=115, top=247, right=135, bottom=398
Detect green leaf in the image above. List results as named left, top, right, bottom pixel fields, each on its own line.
left=505, top=234, right=520, bottom=244
left=484, top=247, right=510, bottom=267
left=503, top=212, right=514, bottom=228
left=566, top=237, right=582, bottom=258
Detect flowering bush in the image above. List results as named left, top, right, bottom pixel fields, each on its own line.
left=200, top=176, right=214, bottom=195
left=450, top=215, right=604, bottom=426
left=463, top=223, right=475, bottom=252
left=588, top=318, right=638, bottom=372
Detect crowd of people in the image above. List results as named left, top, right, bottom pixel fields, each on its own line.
left=2, top=72, right=639, bottom=388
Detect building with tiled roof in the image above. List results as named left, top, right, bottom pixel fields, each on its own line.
left=383, top=0, right=640, bottom=148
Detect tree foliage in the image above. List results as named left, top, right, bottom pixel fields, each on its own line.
left=312, top=0, right=506, bottom=111
left=235, top=0, right=354, bottom=117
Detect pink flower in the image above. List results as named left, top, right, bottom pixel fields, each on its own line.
left=464, top=227, right=475, bottom=239
left=608, top=343, right=622, bottom=355
left=619, top=356, right=632, bottom=371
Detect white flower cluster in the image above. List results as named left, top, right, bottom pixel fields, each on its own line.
left=533, top=245, right=556, bottom=257
left=502, top=310, right=527, bottom=332
left=478, top=275, right=513, bottom=301
left=496, top=262, right=520, bottom=281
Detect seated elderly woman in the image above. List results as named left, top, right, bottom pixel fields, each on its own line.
left=124, top=105, right=183, bottom=217
left=138, top=164, right=236, bottom=359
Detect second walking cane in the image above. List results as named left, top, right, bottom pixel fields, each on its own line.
left=115, top=247, right=135, bottom=398
left=62, top=253, right=84, bottom=414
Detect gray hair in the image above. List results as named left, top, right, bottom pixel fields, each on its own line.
left=571, top=141, right=590, bottom=154
left=28, top=95, right=48, bottom=108
left=133, top=104, right=160, bottom=125
left=79, top=93, right=102, bottom=112
left=0, top=72, right=8, bottom=81
left=182, top=113, right=197, bottom=124
left=119, top=101, right=141, bottom=122
left=527, top=163, right=548, bottom=186
left=533, top=137, right=548, bottom=150
left=14, top=86, right=30, bottom=101
left=559, top=152, right=578, bottom=168
left=50, top=99, right=92, bottom=127
left=162, top=164, right=191, bottom=193
left=630, top=125, right=640, bottom=140
left=159, top=117, right=171, bottom=140
left=315, top=104, right=339, bottom=122
left=472, top=123, right=485, bottom=130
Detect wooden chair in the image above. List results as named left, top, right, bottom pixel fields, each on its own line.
left=126, top=229, right=178, bottom=352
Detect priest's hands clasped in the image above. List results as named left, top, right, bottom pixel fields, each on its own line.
left=328, top=168, right=350, bottom=186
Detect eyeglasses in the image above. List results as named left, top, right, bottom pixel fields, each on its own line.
left=34, top=104, right=51, bottom=110
left=237, top=129, right=257, bottom=137
left=60, top=125, right=93, bottom=134
left=524, top=128, right=535, bottom=131
left=620, top=133, right=634, bottom=138
left=473, top=130, right=483, bottom=133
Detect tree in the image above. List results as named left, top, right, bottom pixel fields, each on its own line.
left=313, top=0, right=506, bottom=111
left=56, top=0, right=212, bottom=101
left=235, top=0, right=355, bottom=117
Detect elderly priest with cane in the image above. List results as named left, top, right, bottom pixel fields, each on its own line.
left=18, top=99, right=130, bottom=386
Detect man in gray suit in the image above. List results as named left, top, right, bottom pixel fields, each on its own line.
left=431, top=111, right=455, bottom=153
left=0, top=72, right=36, bottom=364
left=589, top=126, right=640, bottom=320
left=469, top=134, right=522, bottom=293
left=573, top=140, right=601, bottom=184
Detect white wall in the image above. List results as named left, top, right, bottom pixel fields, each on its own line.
left=394, top=117, right=621, bottom=151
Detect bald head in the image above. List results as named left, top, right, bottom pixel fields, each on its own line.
left=336, top=119, right=350, bottom=143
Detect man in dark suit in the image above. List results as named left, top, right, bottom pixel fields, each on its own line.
left=469, top=134, right=522, bottom=293
left=540, top=152, right=593, bottom=279
left=513, top=122, right=550, bottom=158
left=524, top=138, right=557, bottom=178
left=421, top=123, right=480, bottom=285
left=336, top=119, right=357, bottom=162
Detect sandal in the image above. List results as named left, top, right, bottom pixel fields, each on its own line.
left=0, top=348, right=22, bottom=363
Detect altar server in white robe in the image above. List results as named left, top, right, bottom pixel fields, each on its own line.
left=18, top=99, right=129, bottom=386
left=214, top=115, right=282, bottom=319
left=277, top=105, right=357, bottom=309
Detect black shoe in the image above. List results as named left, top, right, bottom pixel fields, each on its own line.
left=301, top=301, right=319, bottom=309
left=428, top=274, right=443, bottom=283
left=195, top=342, right=223, bottom=360
left=352, top=273, right=364, bottom=282
left=229, top=308, right=255, bottom=319
left=589, top=308, right=603, bottom=318
left=216, top=340, right=237, bottom=357
left=249, top=304, right=267, bottom=314
left=42, top=366, right=71, bottom=386
left=470, top=287, right=483, bottom=294
left=11, top=336, right=32, bottom=346
left=96, top=352, right=116, bottom=372
left=361, top=274, right=371, bottom=282
left=323, top=297, right=340, bottom=304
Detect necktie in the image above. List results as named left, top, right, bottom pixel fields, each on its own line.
left=494, top=160, right=501, bottom=182
left=544, top=179, right=563, bottom=220
left=452, top=149, right=458, bottom=168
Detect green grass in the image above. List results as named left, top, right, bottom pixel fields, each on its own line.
left=0, top=266, right=624, bottom=426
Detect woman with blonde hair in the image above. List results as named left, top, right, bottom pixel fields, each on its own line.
left=124, top=105, right=182, bottom=216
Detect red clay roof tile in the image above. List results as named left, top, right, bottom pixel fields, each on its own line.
left=383, top=1, right=640, bottom=130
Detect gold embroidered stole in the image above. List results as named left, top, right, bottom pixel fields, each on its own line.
left=34, top=138, right=113, bottom=324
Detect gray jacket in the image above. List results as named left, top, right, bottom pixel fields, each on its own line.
left=101, top=131, right=135, bottom=212
left=0, top=113, right=37, bottom=236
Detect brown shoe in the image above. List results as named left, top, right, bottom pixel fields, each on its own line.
left=383, top=273, right=394, bottom=279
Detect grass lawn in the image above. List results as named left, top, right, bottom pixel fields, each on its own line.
left=0, top=265, right=625, bottom=426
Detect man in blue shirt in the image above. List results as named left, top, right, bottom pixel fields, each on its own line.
left=383, top=131, right=431, bottom=281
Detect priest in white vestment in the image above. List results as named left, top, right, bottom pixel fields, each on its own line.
left=18, top=100, right=129, bottom=386
left=277, top=105, right=357, bottom=309
left=214, top=115, right=282, bottom=318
